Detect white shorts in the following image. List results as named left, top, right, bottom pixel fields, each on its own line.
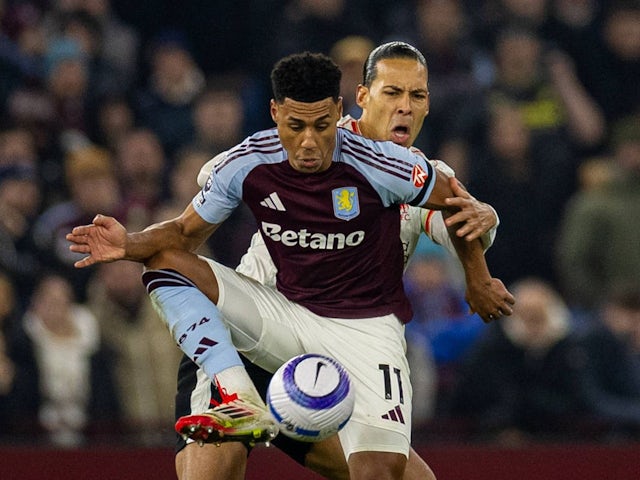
left=204, top=258, right=413, bottom=458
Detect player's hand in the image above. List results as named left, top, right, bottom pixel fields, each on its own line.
left=66, top=214, right=127, bottom=268
left=444, top=177, right=497, bottom=241
left=465, top=276, right=515, bottom=323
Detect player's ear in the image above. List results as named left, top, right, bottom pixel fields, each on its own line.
left=270, top=99, right=278, bottom=123
left=355, top=84, right=368, bottom=108
left=337, top=96, right=343, bottom=117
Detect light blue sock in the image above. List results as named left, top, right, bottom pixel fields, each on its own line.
left=142, top=269, right=243, bottom=379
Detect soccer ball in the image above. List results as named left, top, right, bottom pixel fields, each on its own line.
left=266, top=353, right=355, bottom=442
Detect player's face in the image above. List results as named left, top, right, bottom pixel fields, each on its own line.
left=356, top=58, right=429, bottom=148
left=271, top=97, right=342, bottom=173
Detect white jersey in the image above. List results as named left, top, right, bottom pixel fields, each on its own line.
left=197, top=115, right=497, bottom=286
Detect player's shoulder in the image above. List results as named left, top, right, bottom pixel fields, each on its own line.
left=212, top=128, right=285, bottom=174
left=229, top=128, right=283, bottom=159
left=198, top=152, right=226, bottom=187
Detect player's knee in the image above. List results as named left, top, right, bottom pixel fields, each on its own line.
left=144, top=248, right=185, bottom=270
left=144, top=250, right=216, bottom=292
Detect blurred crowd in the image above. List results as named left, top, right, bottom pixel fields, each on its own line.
left=1, top=0, right=639, bottom=447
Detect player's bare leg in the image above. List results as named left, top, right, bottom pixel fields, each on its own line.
left=175, top=435, right=434, bottom=480
left=405, top=449, right=436, bottom=480
left=348, top=451, right=407, bottom=480
left=176, top=442, right=247, bottom=480
left=305, top=435, right=435, bottom=480
left=304, top=435, right=350, bottom=480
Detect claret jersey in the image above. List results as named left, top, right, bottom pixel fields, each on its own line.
left=194, top=127, right=436, bottom=322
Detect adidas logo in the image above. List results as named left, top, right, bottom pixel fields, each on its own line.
left=260, top=192, right=286, bottom=211
left=193, top=337, right=217, bottom=362
left=381, top=405, right=405, bottom=424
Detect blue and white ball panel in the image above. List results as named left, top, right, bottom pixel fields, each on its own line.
left=283, top=354, right=351, bottom=408
left=267, top=353, right=355, bottom=442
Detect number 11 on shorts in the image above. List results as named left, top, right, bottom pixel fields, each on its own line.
left=379, top=364, right=404, bottom=404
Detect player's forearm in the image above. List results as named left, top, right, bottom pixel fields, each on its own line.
left=420, top=170, right=493, bottom=282
left=122, top=221, right=190, bottom=262
left=125, top=213, right=214, bottom=263
left=479, top=210, right=499, bottom=251
left=444, top=212, right=492, bottom=285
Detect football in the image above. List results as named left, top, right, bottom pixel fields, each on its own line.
left=266, top=353, right=355, bottom=442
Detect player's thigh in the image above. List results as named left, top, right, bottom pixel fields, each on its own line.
left=203, top=258, right=308, bottom=372
left=176, top=442, right=247, bottom=480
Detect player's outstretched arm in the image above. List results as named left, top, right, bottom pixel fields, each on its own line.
left=67, top=204, right=218, bottom=268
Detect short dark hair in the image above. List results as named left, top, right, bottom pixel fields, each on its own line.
left=362, top=41, right=427, bottom=87
left=271, top=52, right=341, bottom=103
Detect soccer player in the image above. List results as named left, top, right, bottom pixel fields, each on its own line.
left=68, top=52, right=514, bottom=480
left=176, top=42, right=500, bottom=480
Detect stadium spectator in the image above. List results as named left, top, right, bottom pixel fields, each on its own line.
left=113, top=128, right=165, bottom=230
left=154, top=147, right=211, bottom=224
left=329, top=35, right=375, bottom=118
left=463, top=100, right=572, bottom=285
left=574, top=283, right=640, bottom=438
left=76, top=0, right=140, bottom=93
left=134, top=30, right=204, bottom=156
left=8, top=273, right=120, bottom=446
left=32, top=144, right=121, bottom=300
left=0, top=0, right=44, bottom=110
left=0, top=125, right=39, bottom=169
left=271, top=0, right=376, bottom=59
left=4, top=87, right=58, bottom=169
left=469, top=0, right=550, bottom=48
left=86, top=260, right=181, bottom=440
left=0, top=161, right=41, bottom=307
left=188, top=76, right=248, bottom=157
left=575, top=0, right=640, bottom=124
left=544, top=0, right=604, bottom=91
left=404, top=250, right=484, bottom=415
left=556, top=115, right=640, bottom=309
left=56, top=11, right=116, bottom=97
left=43, top=37, right=94, bottom=149
left=91, top=94, right=135, bottom=153
left=449, top=278, right=586, bottom=443
left=407, top=0, right=493, bottom=157
left=439, top=22, right=605, bottom=192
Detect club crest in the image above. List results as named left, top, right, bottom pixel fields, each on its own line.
left=332, top=187, right=360, bottom=221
